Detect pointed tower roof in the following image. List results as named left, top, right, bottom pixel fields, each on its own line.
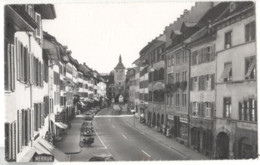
left=114, top=55, right=125, bottom=69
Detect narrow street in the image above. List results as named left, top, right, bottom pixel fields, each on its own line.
left=70, top=107, right=187, bottom=161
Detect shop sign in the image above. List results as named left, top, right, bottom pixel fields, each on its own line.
left=55, top=115, right=63, bottom=122
left=237, top=122, right=257, bottom=131
left=33, top=154, right=54, bottom=162
left=168, top=115, right=174, bottom=120
left=180, top=117, right=188, bottom=123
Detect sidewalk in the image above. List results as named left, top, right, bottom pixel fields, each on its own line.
left=54, top=117, right=82, bottom=154
left=123, top=114, right=209, bottom=160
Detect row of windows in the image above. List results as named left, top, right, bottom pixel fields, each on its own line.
left=224, top=97, right=257, bottom=122
left=167, top=50, right=188, bottom=66
left=224, top=21, right=255, bottom=49
left=221, top=56, right=256, bottom=82
left=148, top=68, right=165, bottom=82
left=168, top=71, right=187, bottom=83
left=150, top=46, right=164, bottom=65
left=166, top=93, right=187, bottom=107
left=190, top=74, right=215, bottom=91
left=191, top=102, right=214, bottom=118
left=149, top=90, right=165, bottom=102
left=191, top=45, right=215, bottom=65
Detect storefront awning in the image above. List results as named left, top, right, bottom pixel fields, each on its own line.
left=50, top=114, right=68, bottom=129
left=54, top=122, right=68, bottom=129
left=38, top=139, right=70, bottom=162
left=245, top=60, right=256, bottom=78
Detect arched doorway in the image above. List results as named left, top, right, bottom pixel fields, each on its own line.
left=216, top=132, right=229, bottom=159
left=238, top=137, right=255, bottom=159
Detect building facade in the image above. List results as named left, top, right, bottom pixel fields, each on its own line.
left=214, top=2, right=257, bottom=159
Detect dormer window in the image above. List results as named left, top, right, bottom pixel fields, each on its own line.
left=35, top=12, right=42, bottom=39
left=229, top=2, right=237, bottom=13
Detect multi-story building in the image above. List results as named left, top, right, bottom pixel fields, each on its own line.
left=139, top=34, right=166, bottom=132
left=126, top=68, right=136, bottom=111
left=184, top=2, right=230, bottom=157
left=134, top=67, right=141, bottom=117
left=114, top=55, right=126, bottom=103
left=5, top=4, right=69, bottom=162
left=164, top=2, right=213, bottom=145
left=214, top=2, right=257, bottom=159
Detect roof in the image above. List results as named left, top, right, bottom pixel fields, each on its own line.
left=114, top=55, right=125, bottom=69
left=34, top=4, right=56, bottom=19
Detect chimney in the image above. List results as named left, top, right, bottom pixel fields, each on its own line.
left=183, top=9, right=189, bottom=15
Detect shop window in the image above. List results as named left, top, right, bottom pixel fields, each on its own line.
left=245, top=21, right=255, bottom=42
left=223, top=97, right=232, bottom=118
left=245, top=56, right=256, bottom=80
left=220, top=62, right=232, bottom=82
left=225, top=31, right=232, bottom=49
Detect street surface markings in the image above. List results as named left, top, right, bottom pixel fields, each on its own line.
left=121, top=134, right=127, bottom=139
left=141, top=150, right=151, bottom=158
left=95, top=115, right=134, bottom=118
left=94, top=129, right=107, bottom=149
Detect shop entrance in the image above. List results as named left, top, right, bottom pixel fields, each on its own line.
left=238, top=137, right=255, bottom=159
left=216, top=132, right=229, bottom=159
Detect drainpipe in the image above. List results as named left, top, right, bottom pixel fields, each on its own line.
left=182, top=44, right=191, bottom=147
left=27, top=32, right=33, bottom=145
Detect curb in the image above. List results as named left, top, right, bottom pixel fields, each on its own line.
left=124, top=118, right=190, bottom=160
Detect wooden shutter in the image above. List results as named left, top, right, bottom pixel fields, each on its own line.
left=11, top=122, right=16, bottom=160
left=10, top=45, right=14, bottom=91
left=16, top=40, right=20, bottom=81
left=38, top=103, right=41, bottom=129
left=16, top=111, right=20, bottom=153
left=5, top=44, right=11, bottom=90
left=41, top=103, right=44, bottom=126
left=255, top=100, right=257, bottom=121
left=24, top=110, right=28, bottom=145
left=239, top=102, right=242, bottom=120
left=211, top=74, right=215, bottom=90
left=21, top=44, right=24, bottom=82
left=211, top=44, right=215, bottom=61
left=34, top=104, right=37, bottom=131
left=190, top=77, right=193, bottom=91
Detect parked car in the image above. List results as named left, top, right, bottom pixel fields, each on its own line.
left=85, top=112, right=94, bottom=120
left=89, top=154, right=115, bottom=161
left=81, top=121, right=93, bottom=129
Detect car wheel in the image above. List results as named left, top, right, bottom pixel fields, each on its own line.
left=79, top=141, right=84, bottom=147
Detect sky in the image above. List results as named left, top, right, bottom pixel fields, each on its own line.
left=42, top=2, right=194, bottom=74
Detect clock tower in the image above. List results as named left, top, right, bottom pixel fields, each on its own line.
left=114, top=55, right=126, bottom=103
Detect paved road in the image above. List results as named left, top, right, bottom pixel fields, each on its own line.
left=91, top=107, right=187, bottom=161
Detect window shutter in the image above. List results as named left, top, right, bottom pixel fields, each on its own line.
left=5, top=43, right=11, bottom=91
left=16, top=40, right=20, bottom=81
left=11, top=45, right=15, bottom=91
left=223, top=99, right=226, bottom=118
left=245, top=24, right=250, bottom=41
left=239, top=102, right=242, bottom=120
left=34, top=104, right=37, bottom=131
left=244, top=100, right=247, bottom=120
left=249, top=99, right=253, bottom=121
left=255, top=100, right=257, bottom=121
left=16, top=111, right=19, bottom=153
left=211, top=74, right=215, bottom=90
left=190, top=77, right=193, bottom=91
left=38, top=103, right=41, bottom=129
left=211, top=44, right=215, bottom=61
